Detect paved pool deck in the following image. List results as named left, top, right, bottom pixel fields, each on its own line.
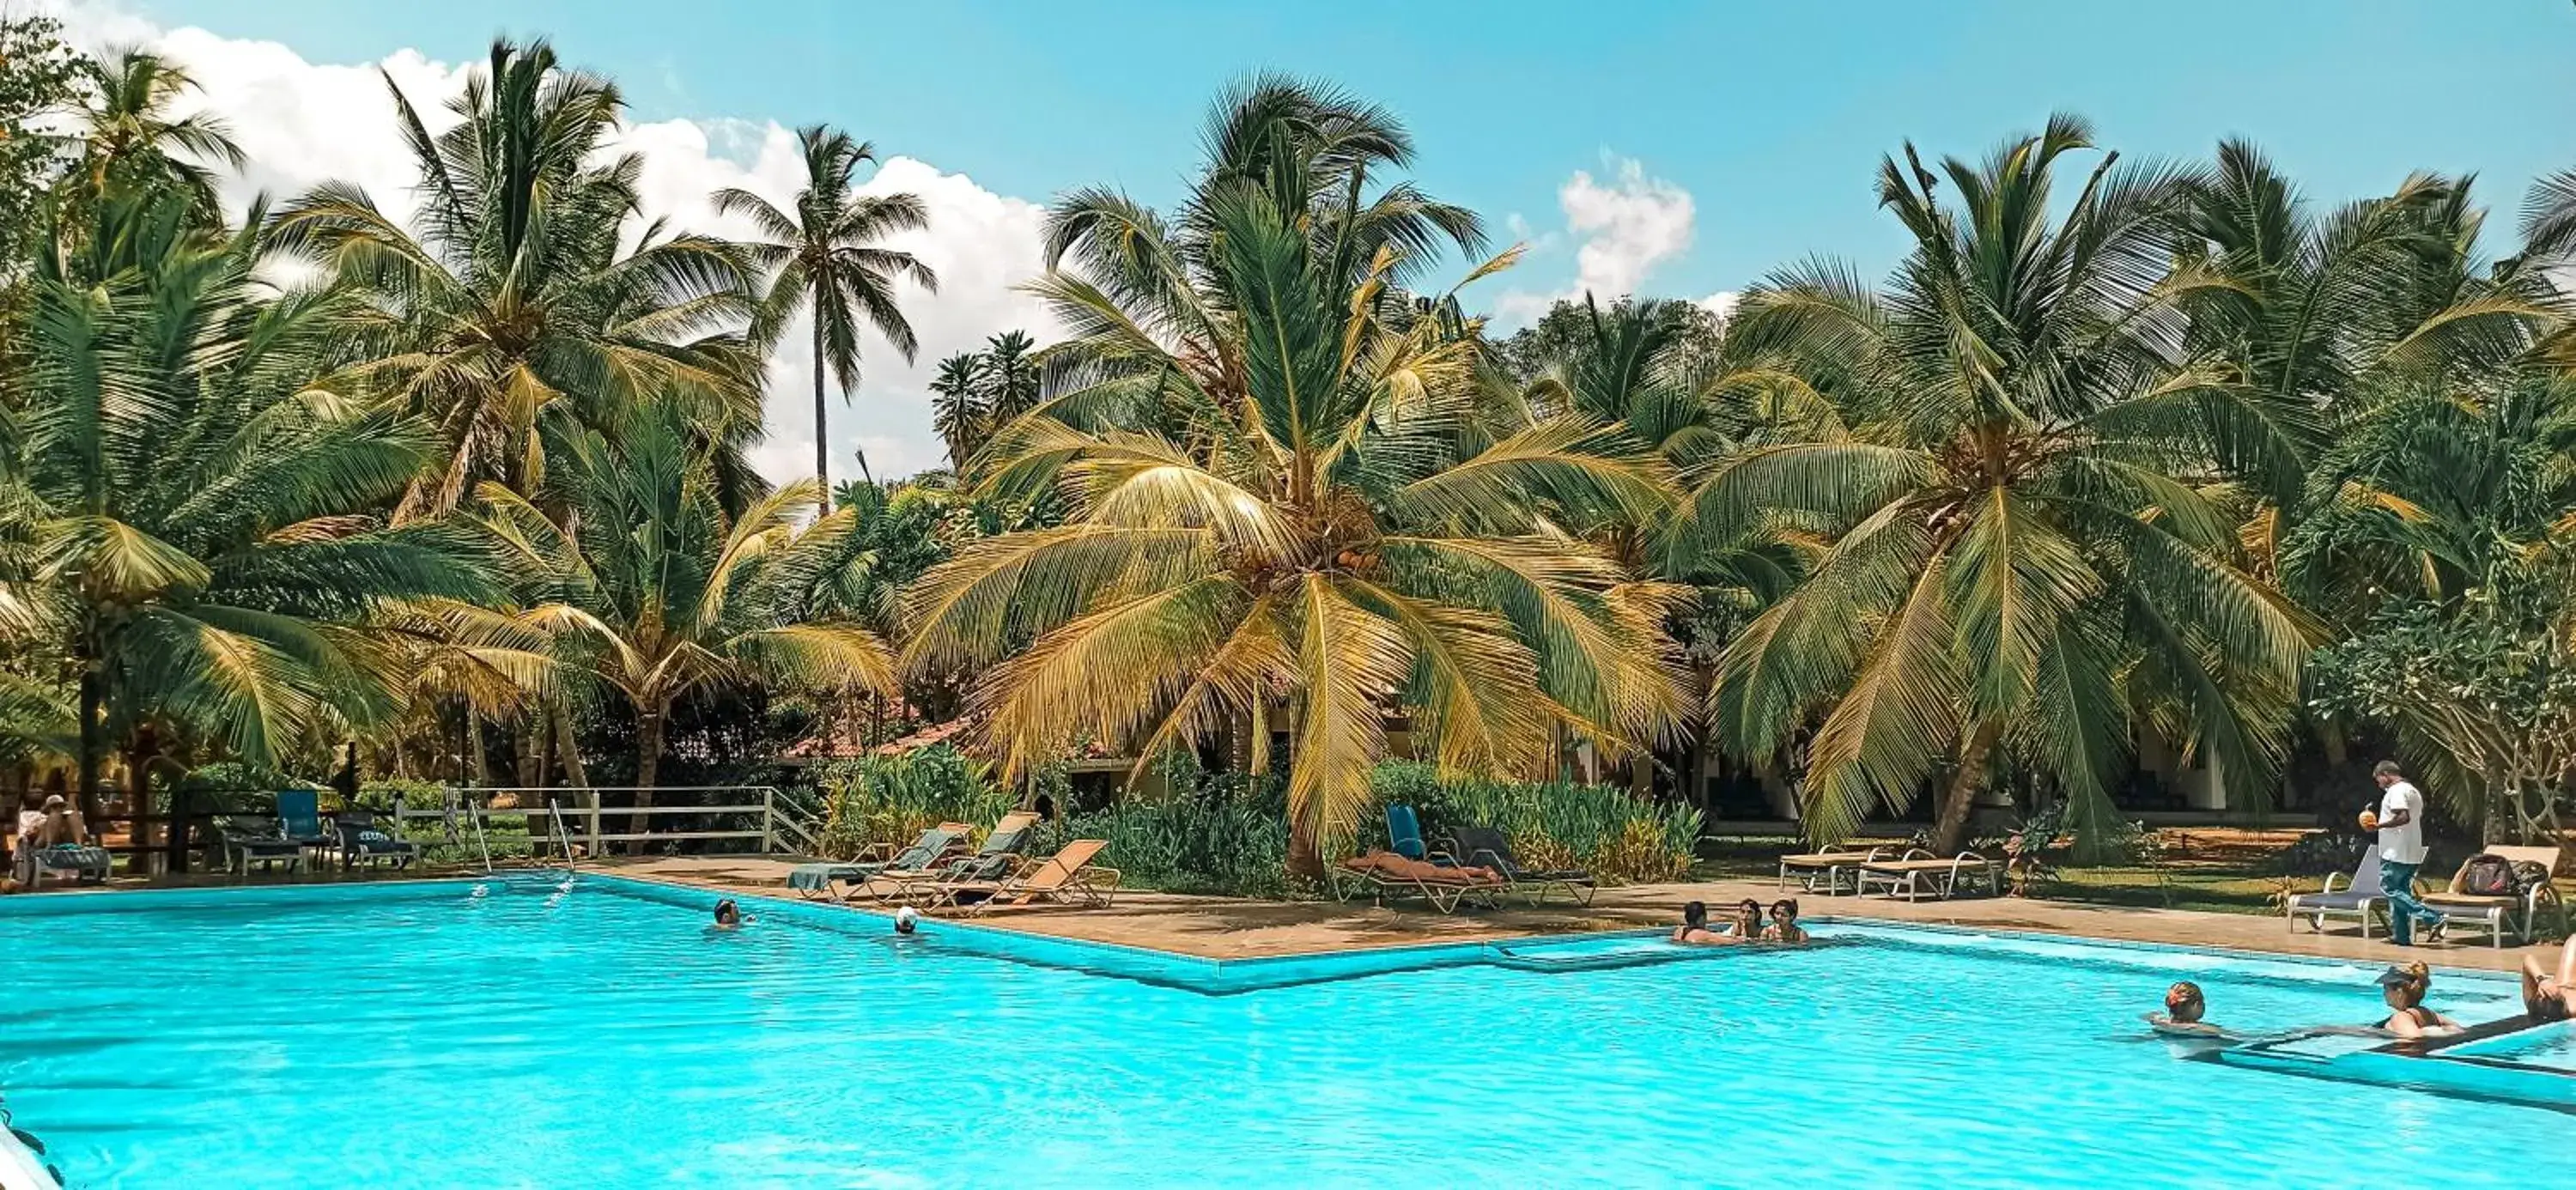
left=605, top=854, right=2559, bottom=975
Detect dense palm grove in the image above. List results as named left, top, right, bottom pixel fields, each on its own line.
left=5, top=23, right=2575, bottom=873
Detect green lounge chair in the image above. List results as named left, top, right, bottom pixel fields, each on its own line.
left=331, top=807, right=421, bottom=870
left=1448, top=825, right=1596, bottom=906
left=785, top=824, right=966, bottom=901
left=867, top=813, right=1039, bottom=905
left=212, top=816, right=306, bottom=876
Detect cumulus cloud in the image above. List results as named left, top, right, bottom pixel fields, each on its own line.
left=1493, top=155, right=1736, bottom=330
left=48, top=0, right=1055, bottom=483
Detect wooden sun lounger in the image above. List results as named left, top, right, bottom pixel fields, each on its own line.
left=1337, top=851, right=1505, bottom=914
left=1777, top=843, right=1893, bottom=895
left=1856, top=848, right=2000, bottom=902
left=935, top=839, right=1121, bottom=916
left=867, top=813, right=1041, bottom=907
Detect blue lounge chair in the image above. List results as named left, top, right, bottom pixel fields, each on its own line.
left=276, top=790, right=333, bottom=855
left=13, top=841, right=111, bottom=889
left=2287, top=847, right=2389, bottom=938
left=786, top=824, right=966, bottom=901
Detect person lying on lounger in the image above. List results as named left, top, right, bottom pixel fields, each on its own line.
left=2523, top=937, right=2576, bottom=1023
left=1671, top=901, right=1725, bottom=944
left=2146, top=981, right=2227, bottom=1038
left=2376, top=962, right=2461, bottom=1039
left=1762, top=899, right=1808, bottom=944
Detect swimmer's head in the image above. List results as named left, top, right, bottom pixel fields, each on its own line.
left=894, top=906, right=920, bottom=935
left=712, top=899, right=740, bottom=926
left=2377, top=962, right=2430, bottom=1008
left=2164, top=981, right=2204, bottom=1023
left=1681, top=901, right=1707, bottom=929
left=1769, top=898, right=1799, bottom=924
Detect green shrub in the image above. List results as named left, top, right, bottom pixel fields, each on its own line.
left=810, top=747, right=1018, bottom=860
left=361, top=779, right=536, bottom=865
left=1366, top=761, right=1700, bottom=884
left=1054, top=756, right=1291, bottom=896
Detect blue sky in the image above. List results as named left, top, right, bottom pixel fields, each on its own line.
left=131, top=0, right=2576, bottom=300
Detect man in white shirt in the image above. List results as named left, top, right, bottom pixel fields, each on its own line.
left=2369, top=761, right=2445, bottom=946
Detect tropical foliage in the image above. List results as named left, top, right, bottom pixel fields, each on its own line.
left=6, top=33, right=2576, bottom=877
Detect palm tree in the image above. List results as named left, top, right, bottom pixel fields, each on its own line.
left=715, top=125, right=938, bottom=506
left=10, top=185, right=484, bottom=820
left=70, top=47, right=245, bottom=216
left=908, top=81, right=1680, bottom=874
left=927, top=350, right=987, bottom=471
left=1691, top=116, right=2317, bottom=856
left=270, top=39, right=763, bottom=517
left=478, top=401, right=897, bottom=844
left=981, top=330, right=1041, bottom=426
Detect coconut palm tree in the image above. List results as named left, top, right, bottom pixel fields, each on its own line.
left=1692, top=116, right=2317, bottom=857
left=9, top=185, right=485, bottom=820
left=69, top=46, right=244, bottom=216
left=908, top=82, right=1681, bottom=874
left=715, top=125, right=938, bottom=506
left=477, top=400, right=897, bottom=844
left=270, top=39, right=763, bottom=517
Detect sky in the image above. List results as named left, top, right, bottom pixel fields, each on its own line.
left=39, top=0, right=2576, bottom=482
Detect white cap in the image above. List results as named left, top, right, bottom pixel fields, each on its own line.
left=894, top=907, right=920, bottom=928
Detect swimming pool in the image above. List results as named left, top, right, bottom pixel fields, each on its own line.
left=2, top=876, right=2557, bottom=1187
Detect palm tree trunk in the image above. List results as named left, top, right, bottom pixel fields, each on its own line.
left=550, top=695, right=589, bottom=789
left=1932, top=721, right=2002, bottom=854
left=628, top=705, right=664, bottom=854
left=76, top=659, right=106, bottom=825
left=812, top=315, right=830, bottom=510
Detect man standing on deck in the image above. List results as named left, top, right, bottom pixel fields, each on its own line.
left=2366, top=761, right=2445, bottom=946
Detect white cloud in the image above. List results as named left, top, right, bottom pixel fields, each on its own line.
left=48, top=0, right=1055, bottom=484
left=1493, top=155, right=1735, bottom=331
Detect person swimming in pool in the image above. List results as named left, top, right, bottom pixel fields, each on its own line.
left=2146, top=981, right=2226, bottom=1038
left=1671, top=901, right=1723, bottom=944
left=1724, top=899, right=1765, bottom=940
left=710, top=899, right=744, bottom=931
left=2522, top=936, right=2576, bottom=1023
left=895, top=906, right=921, bottom=936
left=1762, top=898, right=1807, bottom=944
left=2376, top=961, right=2461, bottom=1039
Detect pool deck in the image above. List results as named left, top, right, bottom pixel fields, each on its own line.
left=601, top=855, right=2555, bottom=975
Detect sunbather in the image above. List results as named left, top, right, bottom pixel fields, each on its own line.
left=1671, top=901, right=1723, bottom=944
left=1762, top=899, right=1807, bottom=944
left=2522, top=937, right=2576, bottom=1023
left=2147, top=981, right=2225, bottom=1037
left=2376, top=962, right=2461, bottom=1039
left=21, top=795, right=84, bottom=847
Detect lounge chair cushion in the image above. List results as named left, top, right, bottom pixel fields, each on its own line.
left=787, top=863, right=859, bottom=891
left=36, top=844, right=109, bottom=871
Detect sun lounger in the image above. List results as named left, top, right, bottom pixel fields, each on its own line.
left=784, top=823, right=969, bottom=900
left=1777, top=842, right=1893, bottom=896
left=1447, top=825, right=1595, bottom=906
left=1384, top=804, right=1454, bottom=865
left=2286, top=847, right=2391, bottom=939
left=2421, top=845, right=2566, bottom=948
left=1856, top=848, right=2000, bottom=901
left=868, top=813, right=1039, bottom=906
left=13, top=841, right=111, bottom=889
left=275, top=791, right=334, bottom=857
left=212, top=817, right=306, bottom=875
left=329, top=807, right=420, bottom=870
left=1338, top=850, right=1504, bottom=914
left=940, top=839, right=1122, bottom=915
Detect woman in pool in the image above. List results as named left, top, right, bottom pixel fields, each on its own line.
left=1762, top=899, right=1807, bottom=944
left=1725, top=899, right=1765, bottom=940
left=2147, top=981, right=2226, bottom=1037
left=2522, top=936, right=2576, bottom=1023
left=1671, top=901, right=1722, bottom=944
left=710, top=899, right=744, bottom=931
left=2376, top=961, right=2460, bottom=1038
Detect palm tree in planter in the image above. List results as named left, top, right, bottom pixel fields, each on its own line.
left=716, top=124, right=939, bottom=506
left=477, top=402, right=897, bottom=847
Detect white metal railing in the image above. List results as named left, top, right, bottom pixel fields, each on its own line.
left=409, top=787, right=806, bottom=858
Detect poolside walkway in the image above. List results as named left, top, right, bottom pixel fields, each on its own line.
left=607, top=855, right=2555, bottom=975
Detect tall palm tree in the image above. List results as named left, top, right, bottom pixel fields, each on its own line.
left=981, top=330, right=1041, bottom=427
left=270, top=39, right=764, bottom=517
left=909, top=82, right=1680, bottom=874
left=478, top=401, right=897, bottom=843
left=1692, top=116, right=2316, bottom=856
left=70, top=47, right=244, bottom=216
left=927, top=350, right=987, bottom=471
left=10, top=185, right=484, bottom=819
left=715, top=125, right=938, bottom=506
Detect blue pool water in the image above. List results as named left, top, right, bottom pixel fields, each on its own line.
left=2, top=877, right=2555, bottom=1187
